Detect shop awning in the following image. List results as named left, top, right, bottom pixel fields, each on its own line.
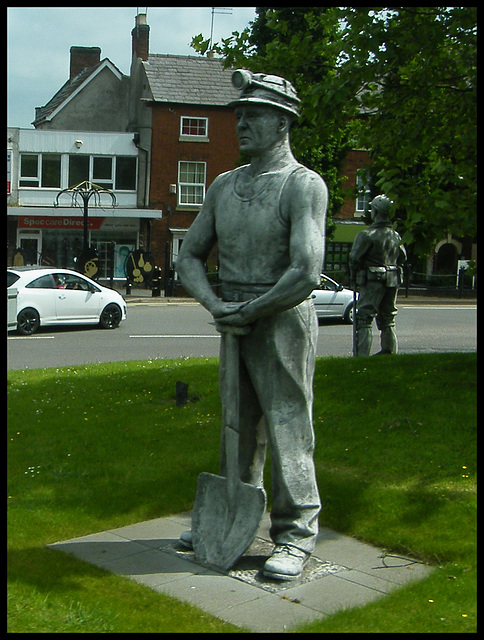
left=8, top=206, right=162, bottom=220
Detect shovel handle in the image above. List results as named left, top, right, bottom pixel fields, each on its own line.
left=352, top=288, right=358, bottom=357
left=222, top=333, right=240, bottom=507
left=222, top=332, right=240, bottom=432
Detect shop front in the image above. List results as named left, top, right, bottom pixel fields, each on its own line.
left=9, top=207, right=161, bottom=281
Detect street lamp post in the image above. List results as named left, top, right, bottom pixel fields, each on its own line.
left=54, top=181, right=117, bottom=278
left=54, top=180, right=117, bottom=253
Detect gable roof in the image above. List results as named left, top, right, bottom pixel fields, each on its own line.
left=142, top=54, right=238, bottom=107
left=33, top=59, right=124, bottom=127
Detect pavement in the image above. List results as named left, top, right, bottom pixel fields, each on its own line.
left=48, top=511, right=433, bottom=633
left=113, top=285, right=476, bottom=307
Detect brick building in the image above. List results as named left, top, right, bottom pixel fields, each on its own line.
left=129, top=47, right=240, bottom=283
left=9, top=12, right=373, bottom=289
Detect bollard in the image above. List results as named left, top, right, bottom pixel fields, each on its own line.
left=176, top=381, right=189, bottom=406
left=151, top=266, right=161, bottom=297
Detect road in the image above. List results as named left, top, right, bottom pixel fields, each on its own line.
left=7, top=300, right=477, bottom=371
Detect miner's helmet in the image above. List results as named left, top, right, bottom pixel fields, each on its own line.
left=228, top=69, right=300, bottom=119
left=370, top=195, right=391, bottom=217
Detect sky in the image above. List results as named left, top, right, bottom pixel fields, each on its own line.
left=7, top=6, right=257, bottom=129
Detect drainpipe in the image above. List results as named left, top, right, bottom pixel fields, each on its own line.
left=133, top=131, right=151, bottom=249
left=132, top=131, right=150, bottom=208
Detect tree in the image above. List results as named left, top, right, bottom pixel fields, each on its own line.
left=337, top=7, right=477, bottom=256
left=193, top=7, right=356, bottom=231
left=193, top=7, right=477, bottom=257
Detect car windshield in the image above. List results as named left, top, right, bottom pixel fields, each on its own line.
left=7, top=272, right=20, bottom=287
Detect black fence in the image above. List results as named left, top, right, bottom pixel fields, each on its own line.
left=324, top=265, right=477, bottom=299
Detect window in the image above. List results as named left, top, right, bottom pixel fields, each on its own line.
left=168, top=232, right=186, bottom=281
left=26, top=274, right=56, bottom=289
left=67, top=155, right=136, bottom=191
left=7, top=271, right=20, bottom=287
left=19, top=154, right=39, bottom=187
left=19, top=153, right=61, bottom=188
left=180, top=116, right=208, bottom=137
left=356, top=169, right=371, bottom=215
left=178, top=161, right=206, bottom=206
left=115, top=157, right=137, bottom=191
left=92, top=157, right=113, bottom=190
left=19, top=153, right=136, bottom=192
left=69, top=155, right=90, bottom=187
left=41, top=154, right=61, bottom=188
left=53, top=272, right=94, bottom=291
left=320, top=276, right=339, bottom=291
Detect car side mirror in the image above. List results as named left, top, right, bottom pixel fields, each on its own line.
left=337, top=284, right=344, bottom=291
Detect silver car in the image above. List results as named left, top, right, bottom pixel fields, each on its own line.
left=7, top=267, right=127, bottom=335
left=310, top=274, right=356, bottom=323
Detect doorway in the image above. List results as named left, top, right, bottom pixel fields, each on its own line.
left=14, top=232, right=41, bottom=266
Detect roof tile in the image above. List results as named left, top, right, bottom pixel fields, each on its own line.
left=143, top=55, right=238, bottom=106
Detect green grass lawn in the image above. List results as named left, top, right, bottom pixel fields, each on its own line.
left=7, top=353, right=476, bottom=633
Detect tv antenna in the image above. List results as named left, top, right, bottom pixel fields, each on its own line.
left=209, top=7, right=233, bottom=50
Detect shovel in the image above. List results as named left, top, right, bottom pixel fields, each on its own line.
left=191, top=331, right=266, bottom=571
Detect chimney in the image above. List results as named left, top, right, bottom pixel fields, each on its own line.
left=132, top=13, right=150, bottom=61
left=69, top=46, right=101, bottom=80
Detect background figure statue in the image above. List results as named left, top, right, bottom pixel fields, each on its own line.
left=176, top=69, right=327, bottom=580
left=349, top=195, right=407, bottom=356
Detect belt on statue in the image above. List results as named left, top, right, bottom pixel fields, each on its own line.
left=220, top=282, right=273, bottom=302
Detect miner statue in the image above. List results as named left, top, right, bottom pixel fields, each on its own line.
left=349, top=195, right=407, bottom=356
left=175, top=69, right=327, bottom=580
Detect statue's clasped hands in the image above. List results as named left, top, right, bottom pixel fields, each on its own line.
left=210, top=300, right=253, bottom=336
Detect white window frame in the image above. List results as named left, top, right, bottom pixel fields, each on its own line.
left=19, top=153, right=40, bottom=187
left=179, top=116, right=209, bottom=139
left=171, top=231, right=186, bottom=280
left=355, top=169, right=371, bottom=216
left=19, top=153, right=63, bottom=189
left=18, top=153, right=137, bottom=192
left=92, top=156, right=114, bottom=190
left=177, top=161, right=206, bottom=207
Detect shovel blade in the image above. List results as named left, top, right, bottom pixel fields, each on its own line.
left=192, top=471, right=266, bottom=571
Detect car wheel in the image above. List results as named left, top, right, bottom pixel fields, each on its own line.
left=344, top=304, right=354, bottom=324
left=17, top=307, right=40, bottom=335
left=99, top=303, right=122, bottom=329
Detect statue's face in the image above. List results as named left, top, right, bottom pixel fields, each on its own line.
left=234, top=105, right=286, bottom=156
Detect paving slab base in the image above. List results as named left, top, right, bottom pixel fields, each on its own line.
left=48, top=512, right=433, bottom=633
left=162, top=535, right=348, bottom=594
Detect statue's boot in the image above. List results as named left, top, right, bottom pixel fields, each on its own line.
left=356, top=325, right=372, bottom=356
left=377, top=327, right=398, bottom=355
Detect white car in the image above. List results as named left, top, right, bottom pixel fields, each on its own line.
left=310, top=274, right=357, bottom=323
left=7, top=267, right=127, bottom=335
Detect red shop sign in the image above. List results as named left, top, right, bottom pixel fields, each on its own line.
left=18, top=216, right=105, bottom=230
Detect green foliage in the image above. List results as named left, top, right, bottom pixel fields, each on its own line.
left=193, top=7, right=477, bottom=256
left=337, top=7, right=477, bottom=255
left=193, top=8, right=356, bottom=229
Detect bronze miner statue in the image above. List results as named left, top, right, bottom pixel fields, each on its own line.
left=349, top=195, right=407, bottom=356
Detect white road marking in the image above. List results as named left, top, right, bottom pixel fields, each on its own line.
left=129, top=334, right=220, bottom=339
